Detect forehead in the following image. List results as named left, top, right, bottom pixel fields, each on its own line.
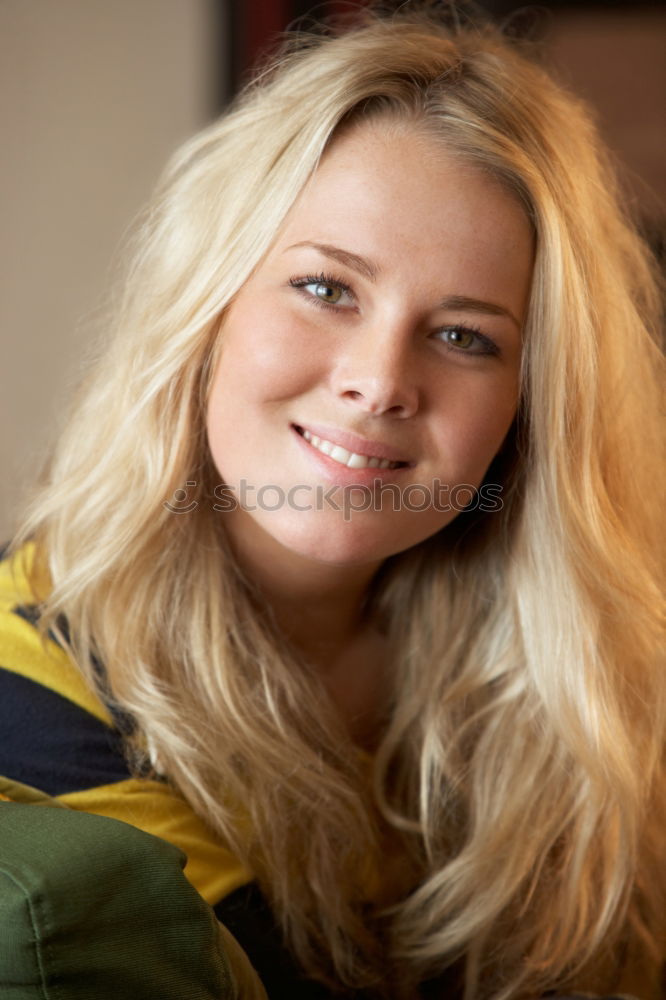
left=271, top=121, right=534, bottom=322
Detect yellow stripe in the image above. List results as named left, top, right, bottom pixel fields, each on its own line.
left=58, top=778, right=253, bottom=904
left=1, top=546, right=254, bottom=905
left=0, top=544, right=112, bottom=725
left=0, top=612, right=112, bottom=725
left=0, top=541, right=45, bottom=608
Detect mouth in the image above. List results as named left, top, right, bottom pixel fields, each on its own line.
left=293, top=425, right=410, bottom=471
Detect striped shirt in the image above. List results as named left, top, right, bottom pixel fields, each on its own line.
left=0, top=542, right=369, bottom=999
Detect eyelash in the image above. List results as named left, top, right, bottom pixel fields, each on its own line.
left=288, top=271, right=499, bottom=357
left=288, top=271, right=355, bottom=306
left=435, top=323, right=500, bottom=358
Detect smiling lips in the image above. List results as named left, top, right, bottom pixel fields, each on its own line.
left=296, top=426, right=408, bottom=470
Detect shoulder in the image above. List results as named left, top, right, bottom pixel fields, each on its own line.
left=0, top=541, right=110, bottom=718
left=0, top=541, right=124, bottom=795
left=0, top=546, right=382, bottom=997
left=0, top=542, right=252, bottom=906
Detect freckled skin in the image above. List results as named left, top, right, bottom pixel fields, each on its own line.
left=207, top=124, right=533, bottom=572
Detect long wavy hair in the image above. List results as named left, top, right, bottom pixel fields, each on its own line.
left=14, top=7, right=664, bottom=999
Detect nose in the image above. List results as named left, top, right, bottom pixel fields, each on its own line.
left=332, top=323, right=420, bottom=418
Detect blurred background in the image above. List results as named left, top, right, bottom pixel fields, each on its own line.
left=1, top=0, right=664, bottom=539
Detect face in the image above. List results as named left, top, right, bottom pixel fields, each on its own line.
left=206, top=123, right=533, bottom=570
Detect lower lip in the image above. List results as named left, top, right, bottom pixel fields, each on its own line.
left=291, top=425, right=411, bottom=486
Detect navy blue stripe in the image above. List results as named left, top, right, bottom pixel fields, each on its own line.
left=11, top=603, right=137, bottom=737
left=11, top=602, right=41, bottom=629
left=0, top=666, right=131, bottom=795
left=215, top=884, right=466, bottom=999
left=215, top=883, right=339, bottom=999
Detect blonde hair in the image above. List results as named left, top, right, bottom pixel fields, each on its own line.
left=15, top=8, right=664, bottom=999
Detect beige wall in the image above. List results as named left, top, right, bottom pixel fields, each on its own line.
left=1, top=0, right=222, bottom=539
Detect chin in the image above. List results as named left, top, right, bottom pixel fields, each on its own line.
left=263, top=509, right=448, bottom=567
left=268, top=520, right=387, bottom=566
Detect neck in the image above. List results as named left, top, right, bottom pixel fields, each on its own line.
left=224, top=512, right=382, bottom=668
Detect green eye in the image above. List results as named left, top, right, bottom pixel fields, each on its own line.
left=289, top=273, right=353, bottom=308
left=314, top=283, right=343, bottom=303
left=444, top=327, right=474, bottom=349
left=435, top=324, right=500, bottom=358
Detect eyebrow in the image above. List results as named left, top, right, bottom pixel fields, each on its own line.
left=437, top=294, right=520, bottom=329
left=285, top=241, right=520, bottom=328
left=285, top=241, right=379, bottom=282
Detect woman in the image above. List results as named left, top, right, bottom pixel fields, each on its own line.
left=1, top=6, right=663, bottom=999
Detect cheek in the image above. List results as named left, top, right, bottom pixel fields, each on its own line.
left=214, top=298, right=327, bottom=403
left=435, top=378, right=518, bottom=481
left=205, top=302, right=324, bottom=479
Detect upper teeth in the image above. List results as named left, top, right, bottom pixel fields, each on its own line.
left=301, top=429, right=400, bottom=469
